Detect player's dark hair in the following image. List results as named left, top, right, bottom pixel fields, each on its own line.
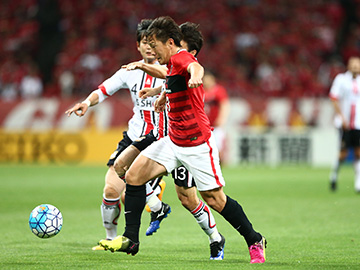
left=146, top=16, right=182, bottom=46
left=136, top=19, right=153, bottom=42
left=180, top=22, right=203, bottom=57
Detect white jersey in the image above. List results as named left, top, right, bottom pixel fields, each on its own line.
left=329, top=71, right=360, bottom=129
left=98, top=60, right=166, bottom=141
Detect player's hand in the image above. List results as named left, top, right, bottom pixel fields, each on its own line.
left=139, top=87, right=161, bottom=99
left=154, top=92, right=166, bottom=113
left=122, top=61, right=143, bottom=71
left=65, top=103, right=88, bottom=117
left=188, top=77, right=202, bottom=88
left=342, top=121, right=349, bottom=130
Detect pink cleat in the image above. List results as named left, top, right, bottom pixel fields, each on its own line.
left=249, top=236, right=267, bottom=264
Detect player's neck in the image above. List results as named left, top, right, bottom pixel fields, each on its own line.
left=170, top=46, right=182, bottom=56
left=144, top=59, right=156, bottom=65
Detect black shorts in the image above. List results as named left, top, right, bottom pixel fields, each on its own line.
left=171, top=165, right=196, bottom=188
left=341, top=129, right=360, bottom=149
left=107, top=131, right=133, bottom=166
left=132, top=130, right=157, bottom=152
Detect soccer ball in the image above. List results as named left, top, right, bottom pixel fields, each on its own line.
left=29, top=204, right=63, bottom=238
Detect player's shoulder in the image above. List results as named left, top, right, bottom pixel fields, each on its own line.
left=336, top=71, right=351, bottom=79
left=114, top=60, right=145, bottom=76
left=174, top=50, right=196, bottom=60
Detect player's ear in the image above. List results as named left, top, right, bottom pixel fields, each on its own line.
left=167, top=38, right=174, bottom=47
left=136, top=41, right=140, bottom=52
left=190, top=50, right=197, bottom=56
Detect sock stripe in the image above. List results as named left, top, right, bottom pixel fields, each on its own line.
left=191, top=200, right=204, bottom=214
left=204, top=204, right=216, bottom=228
left=103, top=198, right=120, bottom=206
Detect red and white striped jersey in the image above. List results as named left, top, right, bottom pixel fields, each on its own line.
left=165, top=50, right=211, bottom=147
left=98, top=60, right=166, bottom=141
left=329, top=71, right=360, bottom=129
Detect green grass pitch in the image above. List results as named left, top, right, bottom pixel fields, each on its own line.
left=0, top=164, right=359, bottom=269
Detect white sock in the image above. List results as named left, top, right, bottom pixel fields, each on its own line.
left=101, top=195, right=120, bottom=240
left=145, top=183, right=162, bottom=212
left=330, top=159, right=342, bottom=183
left=191, top=200, right=221, bottom=243
left=354, top=160, right=360, bottom=191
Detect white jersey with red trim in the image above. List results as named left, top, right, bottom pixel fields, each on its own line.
left=98, top=60, right=166, bottom=141
left=329, top=71, right=360, bottom=129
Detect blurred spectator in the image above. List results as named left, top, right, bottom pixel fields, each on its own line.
left=19, top=64, right=43, bottom=99
left=1, top=0, right=359, bottom=100
left=203, top=70, right=230, bottom=162
left=58, top=70, right=75, bottom=97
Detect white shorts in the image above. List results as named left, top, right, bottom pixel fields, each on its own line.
left=142, top=132, right=225, bottom=191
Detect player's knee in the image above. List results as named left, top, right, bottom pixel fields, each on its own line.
left=114, top=159, right=126, bottom=177
left=103, top=185, right=120, bottom=199
left=124, top=169, right=138, bottom=185
left=177, top=191, right=199, bottom=210
left=200, top=191, right=226, bottom=213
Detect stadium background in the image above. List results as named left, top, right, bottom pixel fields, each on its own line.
left=1, top=0, right=360, bottom=166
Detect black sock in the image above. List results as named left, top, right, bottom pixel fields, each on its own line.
left=220, top=195, right=262, bottom=247
left=122, top=184, right=146, bottom=243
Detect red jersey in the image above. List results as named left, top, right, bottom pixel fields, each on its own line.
left=204, top=84, right=228, bottom=126
left=165, top=50, right=211, bottom=147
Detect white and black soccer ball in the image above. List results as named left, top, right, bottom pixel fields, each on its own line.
left=29, top=204, right=63, bottom=238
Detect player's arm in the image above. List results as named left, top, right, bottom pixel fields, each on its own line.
left=65, top=89, right=105, bottom=117
left=122, top=61, right=168, bottom=79
left=329, top=75, right=348, bottom=129
left=215, top=99, right=230, bottom=128
left=154, top=90, right=167, bottom=113
left=330, top=98, right=348, bottom=129
left=139, top=85, right=162, bottom=99
left=187, top=62, right=204, bottom=88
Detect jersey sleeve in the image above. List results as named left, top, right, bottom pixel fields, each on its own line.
left=329, top=74, right=343, bottom=100
left=173, top=52, right=197, bottom=76
left=98, top=68, right=128, bottom=97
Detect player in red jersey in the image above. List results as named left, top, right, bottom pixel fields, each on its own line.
left=100, top=16, right=266, bottom=264
left=203, top=70, right=230, bottom=162
left=113, top=22, right=225, bottom=260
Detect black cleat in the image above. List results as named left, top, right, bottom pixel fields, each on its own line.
left=146, top=202, right=171, bottom=236
left=330, top=181, right=337, bottom=191
left=210, top=233, right=225, bottom=260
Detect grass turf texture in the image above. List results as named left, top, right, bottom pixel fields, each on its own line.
left=0, top=164, right=359, bottom=269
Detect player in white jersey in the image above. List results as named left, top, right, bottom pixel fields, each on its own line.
left=65, top=19, right=170, bottom=249
left=329, top=56, right=360, bottom=192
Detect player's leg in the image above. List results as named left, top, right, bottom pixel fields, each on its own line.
left=114, top=132, right=171, bottom=235
left=114, top=145, right=141, bottom=178
left=100, top=137, right=179, bottom=254
left=92, top=132, right=132, bottom=251
left=329, top=129, right=347, bottom=191
left=353, top=130, right=360, bottom=192
left=101, top=166, right=125, bottom=239
left=145, top=177, right=171, bottom=236
left=180, top=132, right=265, bottom=263
left=172, top=165, right=224, bottom=259
left=199, top=187, right=266, bottom=263
left=100, top=155, right=168, bottom=254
